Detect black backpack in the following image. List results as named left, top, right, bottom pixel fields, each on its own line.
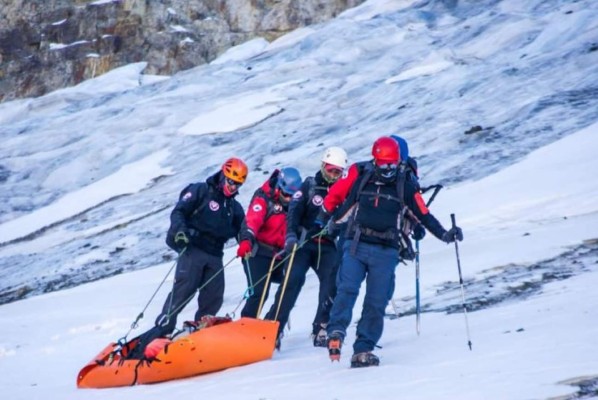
left=346, top=162, right=420, bottom=261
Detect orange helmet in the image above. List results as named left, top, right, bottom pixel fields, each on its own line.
left=222, top=157, right=248, bottom=184
left=371, top=136, right=400, bottom=165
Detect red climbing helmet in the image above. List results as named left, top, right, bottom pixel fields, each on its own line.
left=371, top=136, right=400, bottom=166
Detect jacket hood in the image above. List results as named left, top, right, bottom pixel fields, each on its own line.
left=259, top=169, right=281, bottom=200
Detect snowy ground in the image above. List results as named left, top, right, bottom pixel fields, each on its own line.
left=0, top=0, right=598, bottom=399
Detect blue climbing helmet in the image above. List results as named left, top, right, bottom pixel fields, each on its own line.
left=391, top=134, right=420, bottom=181
left=277, top=167, right=302, bottom=197
left=391, top=135, right=409, bottom=162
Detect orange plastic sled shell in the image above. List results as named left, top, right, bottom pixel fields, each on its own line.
left=77, top=317, right=279, bottom=388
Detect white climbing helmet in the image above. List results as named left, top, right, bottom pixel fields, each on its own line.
left=321, top=146, right=348, bottom=169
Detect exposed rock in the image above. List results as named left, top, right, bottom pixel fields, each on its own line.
left=0, top=0, right=364, bottom=102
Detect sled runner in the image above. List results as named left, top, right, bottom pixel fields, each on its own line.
left=77, top=317, right=279, bottom=388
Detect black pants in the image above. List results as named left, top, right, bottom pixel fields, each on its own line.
left=265, top=240, right=338, bottom=335
left=241, top=253, right=284, bottom=319
left=154, top=246, right=224, bottom=334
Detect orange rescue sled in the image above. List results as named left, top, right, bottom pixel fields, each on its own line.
left=77, top=317, right=279, bottom=388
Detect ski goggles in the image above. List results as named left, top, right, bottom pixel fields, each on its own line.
left=375, top=162, right=398, bottom=170
left=323, top=163, right=344, bottom=177
left=225, top=177, right=243, bottom=188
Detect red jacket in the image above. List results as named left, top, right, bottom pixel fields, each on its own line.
left=241, top=172, right=288, bottom=251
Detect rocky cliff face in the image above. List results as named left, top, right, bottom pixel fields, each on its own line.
left=0, top=0, right=363, bottom=102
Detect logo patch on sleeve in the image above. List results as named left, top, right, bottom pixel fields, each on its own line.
left=182, top=192, right=193, bottom=201
left=252, top=204, right=263, bottom=212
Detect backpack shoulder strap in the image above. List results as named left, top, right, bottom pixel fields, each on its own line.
left=307, top=176, right=331, bottom=199
left=305, top=176, right=316, bottom=199
left=395, top=165, right=407, bottom=205
left=251, top=187, right=278, bottom=220
left=355, top=162, right=375, bottom=200
left=185, top=182, right=212, bottom=217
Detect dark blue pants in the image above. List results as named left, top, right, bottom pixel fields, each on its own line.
left=154, top=246, right=224, bottom=334
left=265, top=240, right=338, bottom=335
left=241, top=253, right=284, bottom=319
left=327, top=240, right=398, bottom=354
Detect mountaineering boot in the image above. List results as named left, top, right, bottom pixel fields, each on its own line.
left=312, top=323, right=328, bottom=347
left=350, top=352, right=380, bottom=368
left=327, top=332, right=343, bottom=362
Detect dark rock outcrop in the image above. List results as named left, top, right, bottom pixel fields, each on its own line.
left=0, top=0, right=364, bottom=102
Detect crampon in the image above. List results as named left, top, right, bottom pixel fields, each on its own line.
left=327, top=334, right=342, bottom=362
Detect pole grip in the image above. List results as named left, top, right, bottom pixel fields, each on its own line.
left=450, top=213, right=456, bottom=228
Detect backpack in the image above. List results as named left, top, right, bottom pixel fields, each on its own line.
left=248, top=187, right=281, bottom=221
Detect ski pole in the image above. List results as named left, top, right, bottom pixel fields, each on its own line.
left=451, top=213, right=472, bottom=350
left=413, top=184, right=442, bottom=335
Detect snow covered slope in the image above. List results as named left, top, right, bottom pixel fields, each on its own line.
left=0, top=0, right=597, bottom=398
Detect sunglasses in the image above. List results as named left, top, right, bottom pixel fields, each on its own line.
left=225, top=177, right=243, bottom=187
left=324, top=164, right=343, bottom=176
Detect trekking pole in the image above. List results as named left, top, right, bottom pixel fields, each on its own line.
left=415, top=240, right=421, bottom=335
left=273, top=243, right=298, bottom=321
left=451, top=213, right=472, bottom=351
left=414, top=184, right=443, bottom=335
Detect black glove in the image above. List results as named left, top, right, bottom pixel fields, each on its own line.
left=284, top=233, right=298, bottom=254
left=412, top=223, right=426, bottom=241
left=174, top=231, right=190, bottom=250
left=442, top=226, right=463, bottom=243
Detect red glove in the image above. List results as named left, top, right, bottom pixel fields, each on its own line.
left=237, top=240, right=252, bottom=258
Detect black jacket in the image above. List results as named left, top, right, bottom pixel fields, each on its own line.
left=169, top=171, right=245, bottom=256
left=287, top=171, right=337, bottom=243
